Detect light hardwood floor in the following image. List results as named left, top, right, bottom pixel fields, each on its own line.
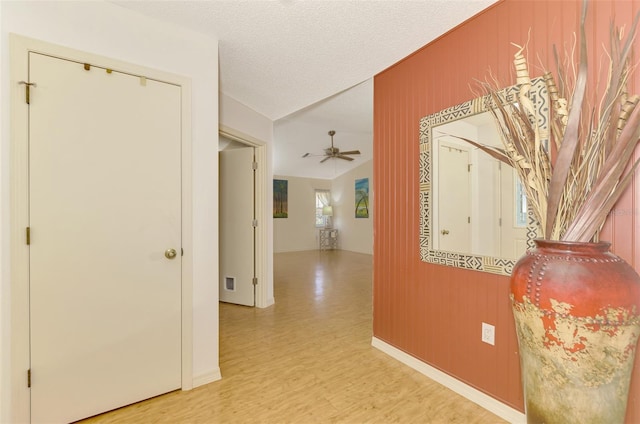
left=81, top=250, right=506, bottom=423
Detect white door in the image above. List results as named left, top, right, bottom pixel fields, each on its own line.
left=437, top=142, right=471, bottom=253
left=219, top=146, right=256, bottom=306
left=473, top=154, right=501, bottom=257
left=29, top=52, right=182, bottom=423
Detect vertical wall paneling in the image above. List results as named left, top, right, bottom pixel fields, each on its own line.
left=373, top=0, right=640, bottom=418
left=629, top=1, right=640, bottom=416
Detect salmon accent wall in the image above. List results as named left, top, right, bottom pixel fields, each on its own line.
left=373, top=0, right=640, bottom=418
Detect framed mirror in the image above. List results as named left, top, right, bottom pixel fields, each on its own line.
left=419, top=77, right=549, bottom=275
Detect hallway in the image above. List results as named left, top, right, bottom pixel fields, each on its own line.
left=82, top=250, right=505, bottom=423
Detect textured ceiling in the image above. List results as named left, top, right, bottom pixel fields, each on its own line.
left=112, top=0, right=499, bottom=179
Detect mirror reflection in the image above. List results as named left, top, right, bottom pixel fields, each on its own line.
left=432, top=111, right=528, bottom=260
left=419, top=77, right=548, bottom=275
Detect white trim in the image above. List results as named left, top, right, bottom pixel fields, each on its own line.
left=9, top=33, right=31, bottom=424
left=192, top=368, right=222, bottom=388
left=371, top=337, right=525, bottom=424
left=180, top=75, right=194, bottom=391
left=9, top=34, right=195, bottom=421
left=219, top=125, right=272, bottom=308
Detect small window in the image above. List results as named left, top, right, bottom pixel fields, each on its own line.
left=515, top=176, right=528, bottom=227
left=315, top=190, right=331, bottom=228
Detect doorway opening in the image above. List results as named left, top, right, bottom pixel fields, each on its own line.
left=218, top=128, right=269, bottom=308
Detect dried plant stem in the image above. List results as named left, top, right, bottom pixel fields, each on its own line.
left=478, top=0, right=640, bottom=242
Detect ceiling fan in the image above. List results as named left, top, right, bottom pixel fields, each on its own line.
left=302, top=130, right=361, bottom=163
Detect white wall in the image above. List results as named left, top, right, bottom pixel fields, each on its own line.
left=1, top=2, right=219, bottom=421
left=273, top=162, right=373, bottom=255
left=220, top=93, right=272, bottom=142
left=219, top=93, right=275, bottom=307
left=332, top=160, right=374, bottom=254
left=273, top=176, right=331, bottom=252
left=0, top=3, right=6, bottom=421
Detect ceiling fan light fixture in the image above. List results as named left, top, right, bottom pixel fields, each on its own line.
left=302, top=130, right=361, bottom=163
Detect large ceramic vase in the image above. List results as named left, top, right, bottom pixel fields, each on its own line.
left=510, top=239, right=640, bottom=424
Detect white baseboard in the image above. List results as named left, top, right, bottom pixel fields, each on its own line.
left=371, top=337, right=525, bottom=424
left=256, top=296, right=275, bottom=308
left=192, top=368, right=222, bottom=388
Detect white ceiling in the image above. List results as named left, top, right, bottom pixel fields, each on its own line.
left=112, top=0, right=498, bottom=179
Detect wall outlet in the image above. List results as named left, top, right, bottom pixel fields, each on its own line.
left=482, top=322, right=495, bottom=345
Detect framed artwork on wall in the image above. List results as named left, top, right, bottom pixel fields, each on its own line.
left=355, top=178, right=369, bottom=218
left=273, top=179, right=288, bottom=218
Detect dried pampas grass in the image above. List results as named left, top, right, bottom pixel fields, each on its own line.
left=470, top=0, right=640, bottom=242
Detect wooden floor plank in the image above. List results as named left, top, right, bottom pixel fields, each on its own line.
left=80, top=250, right=506, bottom=423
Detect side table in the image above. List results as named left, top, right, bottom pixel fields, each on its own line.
left=319, top=228, right=338, bottom=250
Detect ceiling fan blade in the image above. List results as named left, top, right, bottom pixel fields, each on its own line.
left=316, top=131, right=356, bottom=164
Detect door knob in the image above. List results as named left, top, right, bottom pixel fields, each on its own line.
left=165, top=248, right=177, bottom=259
left=441, top=229, right=450, bottom=235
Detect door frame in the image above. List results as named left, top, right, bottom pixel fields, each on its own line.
left=9, top=34, right=194, bottom=423
left=219, top=126, right=269, bottom=308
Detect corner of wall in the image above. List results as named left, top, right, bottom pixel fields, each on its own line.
left=193, top=367, right=222, bottom=388
left=331, top=160, right=373, bottom=255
